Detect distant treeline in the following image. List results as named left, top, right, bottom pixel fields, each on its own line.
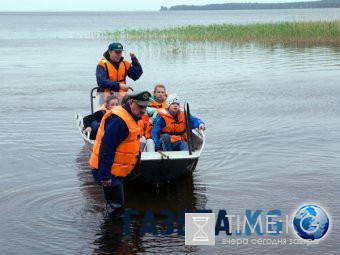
left=160, top=0, right=340, bottom=11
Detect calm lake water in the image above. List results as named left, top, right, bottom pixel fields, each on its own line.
left=0, top=9, right=339, bottom=255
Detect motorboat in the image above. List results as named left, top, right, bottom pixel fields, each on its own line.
left=75, top=88, right=205, bottom=185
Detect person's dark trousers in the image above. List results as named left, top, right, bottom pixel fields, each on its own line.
left=89, top=121, right=101, bottom=140
left=103, top=184, right=125, bottom=217
left=160, top=133, right=188, bottom=151
left=160, top=134, right=172, bottom=151
left=92, top=169, right=125, bottom=217
left=173, top=140, right=188, bottom=151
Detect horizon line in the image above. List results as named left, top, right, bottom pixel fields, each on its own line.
left=0, top=10, right=160, bottom=12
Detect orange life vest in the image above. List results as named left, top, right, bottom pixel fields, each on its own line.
left=89, top=106, right=140, bottom=177
left=149, top=100, right=167, bottom=109
left=98, top=57, right=131, bottom=97
left=157, top=108, right=187, bottom=143
left=138, top=117, right=146, bottom=137
left=144, top=99, right=166, bottom=139
left=140, top=114, right=152, bottom=139
left=98, top=104, right=109, bottom=112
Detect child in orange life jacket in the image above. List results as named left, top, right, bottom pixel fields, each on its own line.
left=152, top=94, right=205, bottom=152
left=143, top=84, right=168, bottom=152
left=83, top=95, right=119, bottom=140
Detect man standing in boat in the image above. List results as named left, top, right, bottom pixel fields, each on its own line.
left=89, top=91, right=151, bottom=216
left=96, top=42, right=143, bottom=103
left=152, top=94, right=205, bottom=152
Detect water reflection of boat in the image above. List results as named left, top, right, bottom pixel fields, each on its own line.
left=76, top=146, right=207, bottom=212
left=92, top=176, right=206, bottom=254
left=75, top=94, right=205, bottom=185
left=76, top=146, right=207, bottom=254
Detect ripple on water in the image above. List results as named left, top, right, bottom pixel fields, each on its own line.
left=0, top=174, right=105, bottom=254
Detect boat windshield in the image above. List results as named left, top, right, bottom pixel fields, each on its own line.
left=94, top=91, right=127, bottom=111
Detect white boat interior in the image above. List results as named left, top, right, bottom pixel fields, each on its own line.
left=75, top=113, right=205, bottom=160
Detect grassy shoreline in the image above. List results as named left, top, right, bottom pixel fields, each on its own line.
left=99, top=20, right=340, bottom=45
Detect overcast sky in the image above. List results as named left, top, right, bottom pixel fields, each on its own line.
left=0, top=0, right=317, bottom=11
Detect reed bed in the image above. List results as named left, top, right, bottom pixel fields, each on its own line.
left=99, top=20, right=340, bottom=45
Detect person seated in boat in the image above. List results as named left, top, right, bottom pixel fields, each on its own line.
left=146, top=84, right=167, bottom=121
left=152, top=94, right=205, bottom=152
left=143, top=84, right=168, bottom=152
left=148, top=84, right=167, bottom=109
left=96, top=42, right=143, bottom=104
left=83, top=95, right=119, bottom=140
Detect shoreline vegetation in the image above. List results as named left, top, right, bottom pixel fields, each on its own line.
left=99, top=21, right=340, bottom=45
left=160, top=0, right=340, bottom=11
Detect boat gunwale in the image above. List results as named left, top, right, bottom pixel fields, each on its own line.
left=75, top=113, right=205, bottom=160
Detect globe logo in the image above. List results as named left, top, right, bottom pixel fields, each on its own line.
left=293, top=204, right=329, bottom=240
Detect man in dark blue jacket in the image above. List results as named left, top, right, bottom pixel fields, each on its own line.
left=96, top=42, right=143, bottom=102
left=92, top=91, right=151, bottom=216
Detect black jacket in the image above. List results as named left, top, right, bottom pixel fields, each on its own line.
left=83, top=110, right=106, bottom=128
